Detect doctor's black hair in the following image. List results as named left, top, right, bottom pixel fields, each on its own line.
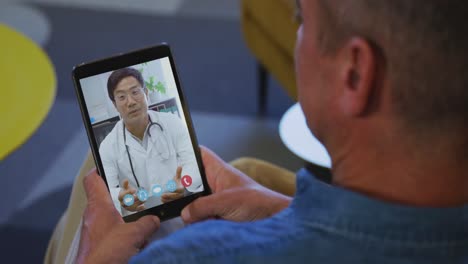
left=107, top=67, right=145, bottom=102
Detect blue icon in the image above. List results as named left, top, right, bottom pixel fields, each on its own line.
left=123, top=194, right=134, bottom=206
left=137, top=188, right=148, bottom=202
left=151, top=184, right=163, bottom=197
left=166, top=180, right=177, bottom=192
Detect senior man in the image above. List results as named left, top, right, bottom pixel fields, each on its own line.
left=47, top=0, right=468, bottom=263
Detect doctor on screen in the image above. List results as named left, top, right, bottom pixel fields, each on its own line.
left=99, top=67, right=202, bottom=216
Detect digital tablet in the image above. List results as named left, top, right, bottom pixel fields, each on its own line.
left=72, top=44, right=211, bottom=222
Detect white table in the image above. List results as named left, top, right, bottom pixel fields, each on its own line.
left=279, top=103, right=332, bottom=168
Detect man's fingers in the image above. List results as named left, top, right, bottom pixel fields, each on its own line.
left=181, top=192, right=227, bottom=224
left=126, top=216, right=160, bottom=248
left=84, top=169, right=113, bottom=206
left=199, top=146, right=225, bottom=188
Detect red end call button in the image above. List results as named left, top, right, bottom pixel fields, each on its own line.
left=181, top=175, right=192, bottom=187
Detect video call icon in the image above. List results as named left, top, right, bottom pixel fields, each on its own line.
left=151, top=184, right=163, bottom=197
left=166, top=180, right=177, bottom=192
left=137, top=188, right=148, bottom=202
left=123, top=194, right=134, bottom=207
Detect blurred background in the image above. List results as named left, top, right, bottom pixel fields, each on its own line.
left=0, top=0, right=309, bottom=262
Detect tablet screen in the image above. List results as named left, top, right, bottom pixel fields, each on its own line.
left=78, top=56, right=204, bottom=217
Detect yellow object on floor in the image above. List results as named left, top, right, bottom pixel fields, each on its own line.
left=0, top=23, right=56, bottom=160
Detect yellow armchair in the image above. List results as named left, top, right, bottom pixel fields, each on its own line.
left=241, top=0, right=299, bottom=113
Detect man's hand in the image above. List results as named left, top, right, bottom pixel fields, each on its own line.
left=77, top=170, right=160, bottom=264
left=161, top=166, right=185, bottom=203
left=118, top=179, right=145, bottom=212
left=181, top=146, right=292, bottom=224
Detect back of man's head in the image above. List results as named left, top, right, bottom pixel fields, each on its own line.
left=317, top=0, right=468, bottom=134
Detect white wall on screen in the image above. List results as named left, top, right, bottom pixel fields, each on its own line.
left=160, top=57, right=188, bottom=129
left=80, top=72, right=119, bottom=124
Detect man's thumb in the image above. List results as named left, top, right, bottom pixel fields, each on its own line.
left=130, top=216, right=160, bottom=245
left=181, top=194, right=222, bottom=224
left=83, top=169, right=108, bottom=203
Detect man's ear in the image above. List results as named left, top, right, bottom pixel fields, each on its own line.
left=338, top=37, right=377, bottom=117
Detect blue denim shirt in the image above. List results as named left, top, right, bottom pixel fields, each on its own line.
left=131, top=169, right=468, bottom=263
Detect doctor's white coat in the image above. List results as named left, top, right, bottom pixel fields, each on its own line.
left=99, top=110, right=202, bottom=216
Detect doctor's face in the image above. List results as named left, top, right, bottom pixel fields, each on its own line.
left=113, top=76, right=149, bottom=126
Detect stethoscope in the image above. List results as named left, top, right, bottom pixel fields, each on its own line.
left=122, top=115, right=164, bottom=188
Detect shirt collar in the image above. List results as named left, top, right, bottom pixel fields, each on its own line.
left=292, top=168, right=468, bottom=243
